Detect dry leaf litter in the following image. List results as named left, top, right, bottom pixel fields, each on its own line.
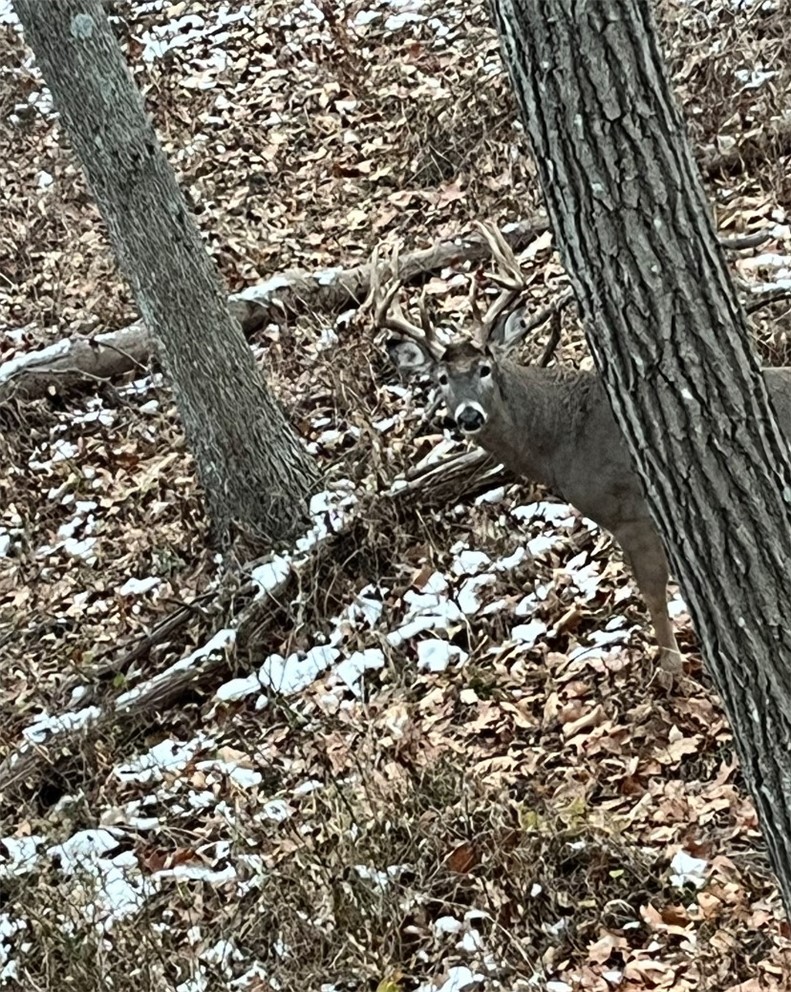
left=1, top=0, right=791, bottom=990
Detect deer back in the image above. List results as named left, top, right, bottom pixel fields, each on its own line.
left=479, top=359, right=650, bottom=532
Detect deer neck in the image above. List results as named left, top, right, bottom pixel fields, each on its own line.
left=478, top=363, right=591, bottom=489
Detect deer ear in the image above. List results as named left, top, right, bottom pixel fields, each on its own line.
left=386, top=336, right=434, bottom=374
left=489, top=308, right=525, bottom=349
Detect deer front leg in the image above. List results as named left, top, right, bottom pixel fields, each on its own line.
left=613, top=521, right=682, bottom=675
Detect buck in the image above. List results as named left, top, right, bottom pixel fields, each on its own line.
left=375, top=226, right=791, bottom=674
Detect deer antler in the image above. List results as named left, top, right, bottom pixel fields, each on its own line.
left=471, top=221, right=528, bottom=347
left=369, top=245, right=444, bottom=358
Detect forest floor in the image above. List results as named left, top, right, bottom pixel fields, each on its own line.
left=2, top=0, right=791, bottom=990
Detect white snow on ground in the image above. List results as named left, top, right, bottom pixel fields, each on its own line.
left=4, top=453, right=693, bottom=985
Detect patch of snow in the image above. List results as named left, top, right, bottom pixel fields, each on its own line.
left=196, top=759, right=262, bottom=789
left=314, top=267, right=341, bottom=286
left=0, top=340, right=69, bottom=382
left=387, top=576, right=463, bottom=646
left=293, top=779, right=324, bottom=797
left=115, top=735, right=214, bottom=784
left=157, top=863, right=237, bottom=885
left=668, top=594, right=688, bottom=618
left=416, top=639, right=468, bottom=672
left=0, top=836, right=44, bottom=878
left=512, top=620, right=547, bottom=648
left=0, top=0, right=19, bottom=26
left=251, top=555, right=291, bottom=597
left=139, top=5, right=252, bottom=63
left=515, top=583, right=549, bottom=616
left=493, top=546, right=527, bottom=571
left=416, top=965, right=484, bottom=992
left=385, top=10, right=425, bottom=30
left=734, top=66, right=778, bottom=89
left=23, top=706, right=101, bottom=745
left=0, top=914, right=26, bottom=984
left=62, top=536, right=98, bottom=563
left=418, top=571, right=449, bottom=595
left=456, top=928, right=484, bottom=953
left=669, top=849, right=708, bottom=889
left=47, top=831, right=155, bottom=928
left=328, top=584, right=386, bottom=645
left=526, top=533, right=561, bottom=556
left=457, top=573, right=495, bottom=614
left=234, top=273, right=291, bottom=302
left=48, top=829, right=119, bottom=871
left=215, top=672, right=264, bottom=702
left=259, top=645, right=339, bottom=695
left=511, top=500, right=576, bottom=526
left=474, top=486, right=506, bottom=505
left=117, top=576, right=160, bottom=597
left=451, top=549, right=492, bottom=575
left=260, top=799, right=292, bottom=823
left=51, top=438, right=79, bottom=462
left=333, top=648, right=386, bottom=694
left=567, top=623, right=637, bottom=662
left=354, top=863, right=408, bottom=890
left=566, top=561, right=602, bottom=601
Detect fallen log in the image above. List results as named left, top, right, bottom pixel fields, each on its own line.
left=0, top=485, right=358, bottom=800
left=6, top=217, right=782, bottom=406
left=1, top=217, right=551, bottom=404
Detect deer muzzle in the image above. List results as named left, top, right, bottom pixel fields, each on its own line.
left=455, top=402, right=487, bottom=435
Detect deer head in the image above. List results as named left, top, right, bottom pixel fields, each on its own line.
left=374, top=223, right=529, bottom=438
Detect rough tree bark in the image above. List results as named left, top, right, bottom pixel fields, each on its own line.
left=490, top=0, right=791, bottom=911
left=14, top=0, right=319, bottom=546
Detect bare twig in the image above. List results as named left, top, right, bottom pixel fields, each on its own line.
left=538, top=310, right=564, bottom=368
left=745, top=288, right=791, bottom=315
left=720, top=231, right=773, bottom=251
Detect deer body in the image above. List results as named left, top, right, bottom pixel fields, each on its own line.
left=374, top=222, right=791, bottom=674
left=391, top=334, right=791, bottom=673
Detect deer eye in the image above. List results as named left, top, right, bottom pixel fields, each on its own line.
left=479, top=364, right=492, bottom=379
left=437, top=372, right=449, bottom=386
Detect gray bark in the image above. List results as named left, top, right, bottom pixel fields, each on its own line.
left=13, top=0, right=319, bottom=546
left=490, top=0, right=791, bottom=910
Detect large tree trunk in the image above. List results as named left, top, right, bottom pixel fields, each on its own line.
left=490, top=0, right=791, bottom=911
left=14, top=0, right=319, bottom=547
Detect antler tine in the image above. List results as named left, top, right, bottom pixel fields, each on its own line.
left=475, top=221, right=525, bottom=289
left=371, top=244, right=442, bottom=356
left=470, top=222, right=527, bottom=346
left=468, top=264, right=488, bottom=348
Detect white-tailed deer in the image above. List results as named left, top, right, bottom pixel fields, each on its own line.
left=376, top=226, right=791, bottom=674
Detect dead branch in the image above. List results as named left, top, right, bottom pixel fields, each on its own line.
left=719, top=231, right=772, bottom=251
left=5, top=217, right=778, bottom=406
left=0, top=506, right=354, bottom=800
left=389, top=448, right=512, bottom=505
left=745, top=287, right=791, bottom=314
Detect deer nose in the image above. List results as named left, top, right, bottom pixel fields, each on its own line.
left=456, top=405, right=486, bottom=434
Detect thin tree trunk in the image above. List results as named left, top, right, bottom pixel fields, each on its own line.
left=13, top=0, right=319, bottom=547
left=490, top=0, right=791, bottom=911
